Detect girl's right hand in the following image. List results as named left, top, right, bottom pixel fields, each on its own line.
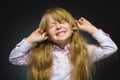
left=26, top=28, right=48, bottom=44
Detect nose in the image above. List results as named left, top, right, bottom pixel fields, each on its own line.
left=56, top=23, right=61, bottom=30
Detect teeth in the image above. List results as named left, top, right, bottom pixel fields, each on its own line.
left=56, top=31, right=65, bottom=36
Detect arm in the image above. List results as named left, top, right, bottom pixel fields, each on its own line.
left=9, top=28, right=48, bottom=65
left=9, top=39, right=33, bottom=65
left=74, top=17, right=118, bottom=62
left=87, top=29, right=118, bottom=62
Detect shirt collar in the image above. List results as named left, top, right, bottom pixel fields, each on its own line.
left=52, top=43, right=70, bottom=52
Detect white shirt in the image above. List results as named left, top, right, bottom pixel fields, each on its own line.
left=9, top=29, right=118, bottom=80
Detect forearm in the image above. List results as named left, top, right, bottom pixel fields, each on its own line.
left=92, top=29, right=118, bottom=51
left=9, top=39, right=33, bottom=65
left=88, top=29, right=118, bottom=62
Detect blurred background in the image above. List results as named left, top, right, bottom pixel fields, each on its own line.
left=0, top=0, right=120, bottom=80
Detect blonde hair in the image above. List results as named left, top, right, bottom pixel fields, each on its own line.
left=28, top=7, right=92, bottom=80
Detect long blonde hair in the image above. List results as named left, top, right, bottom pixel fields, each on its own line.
left=28, top=7, right=92, bottom=80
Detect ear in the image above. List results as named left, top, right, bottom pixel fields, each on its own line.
left=72, top=26, right=79, bottom=31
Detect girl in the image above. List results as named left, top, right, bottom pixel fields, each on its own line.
left=9, top=7, right=118, bottom=80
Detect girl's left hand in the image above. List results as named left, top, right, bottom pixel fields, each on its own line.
left=73, top=17, right=99, bottom=34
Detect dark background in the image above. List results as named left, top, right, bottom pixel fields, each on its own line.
left=0, top=0, right=120, bottom=80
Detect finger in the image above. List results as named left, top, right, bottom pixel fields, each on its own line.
left=44, top=32, right=48, bottom=36
left=35, top=28, right=41, bottom=33
left=76, top=22, right=81, bottom=28
left=44, top=36, right=49, bottom=40
left=36, top=28, right=45, bottom=34
left=42, top=32, right=48, bottom=37
left=80, top=18, right=84, bottom=22
left=78, top=17, right=85, bottom=23
left=75, top=20, right=81, bottom=26
left=75, top=19, right=82, bottom=25
left=75, top=20, right=80, bottom=25
left=80, top=17, right=84, bottom=21
left=78, top=19, right=83, bottom=23
left=72, top=26, right=78, bottom=30
left=42, top=33, right=49, bottom=40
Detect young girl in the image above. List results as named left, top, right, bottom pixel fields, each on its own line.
left=9, top=7, right=118, bottom=80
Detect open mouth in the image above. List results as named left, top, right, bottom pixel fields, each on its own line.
left=56, top=31, right=66, bottom=36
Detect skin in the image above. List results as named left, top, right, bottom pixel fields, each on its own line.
left=26, top=16, right=99, bottom=49
left=45, top=15, right=73, bottom=48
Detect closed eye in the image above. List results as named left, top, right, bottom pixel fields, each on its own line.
left=60, top=20, right=66, bottom=24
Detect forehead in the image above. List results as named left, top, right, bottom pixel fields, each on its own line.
left=44, top=15, right=55, bottom=29
left=45, top=15, right=55, bottom=23
left=45, top=13, right=67, bottom=23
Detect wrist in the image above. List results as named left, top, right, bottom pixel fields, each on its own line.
left=26, top=37, right=35, bottom=44
left=87, top=26, right=99, bottom=34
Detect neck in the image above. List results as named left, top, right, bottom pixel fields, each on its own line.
left=55, top=39, right=71, bottom=49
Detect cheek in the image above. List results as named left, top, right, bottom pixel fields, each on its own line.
left=47, top=30, right=55, bottom=38
left=68, top=27, right=73, bottom=33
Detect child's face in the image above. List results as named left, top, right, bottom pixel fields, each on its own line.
left=46, top=15, right=73, bottom=45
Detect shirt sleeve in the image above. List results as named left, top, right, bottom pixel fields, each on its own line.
left=9, top=39, right=33, bottom=65
left=87, top=29, right=118, bottom=63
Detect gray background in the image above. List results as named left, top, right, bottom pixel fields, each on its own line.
left=0, top=0, right=120, bottom=80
